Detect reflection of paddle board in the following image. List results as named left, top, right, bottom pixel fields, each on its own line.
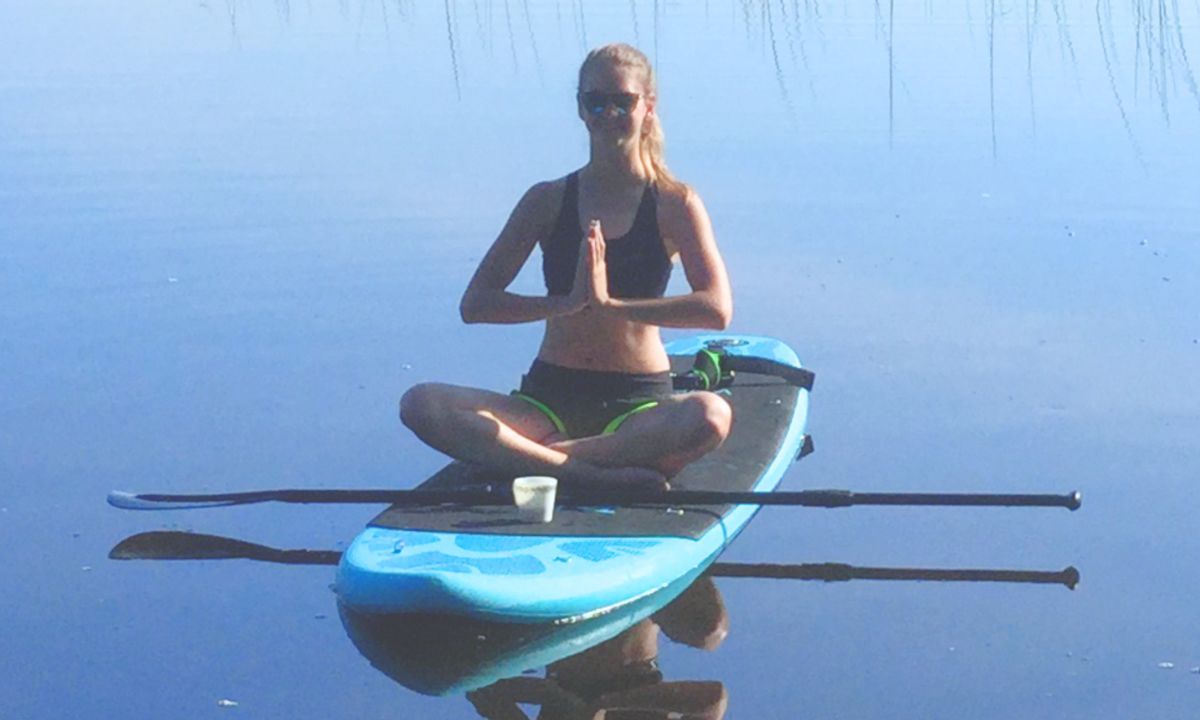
left=339, top=566, right=709, bottom=696
left=336, top=334, right=812, bottom=622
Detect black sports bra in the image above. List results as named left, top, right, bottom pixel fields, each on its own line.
left=542, top=172, right=672, bottom=299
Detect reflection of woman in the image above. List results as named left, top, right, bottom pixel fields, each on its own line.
left=400, top=43, right=733, bottom=490
left=467, top=576, right=730, bottom=720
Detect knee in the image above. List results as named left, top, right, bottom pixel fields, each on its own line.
left=399, top=383, right=449, bottom=434
left=684, top=393, right=733, bottom=448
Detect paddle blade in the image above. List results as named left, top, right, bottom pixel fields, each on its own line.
left=107, top=491, right=237, bottom=511
left=109, top=531, right=260, bottom=560
left=108, top=531, right=343, bottom=565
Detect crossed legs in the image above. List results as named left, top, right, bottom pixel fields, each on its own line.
left=399, top=382, right=732, bottom=489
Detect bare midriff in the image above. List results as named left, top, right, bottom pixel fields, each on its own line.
left=537, top=311, right=670, bottom=373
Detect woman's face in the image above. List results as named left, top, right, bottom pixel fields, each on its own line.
left=578, top=62, right=653, bottom=145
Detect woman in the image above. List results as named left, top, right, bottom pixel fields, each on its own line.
left=400, top=43, right=732, bottom=490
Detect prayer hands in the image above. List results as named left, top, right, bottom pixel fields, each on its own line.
left=585, top=219, right=610, bottom=307
left=568, top=219, right=611, bottom=313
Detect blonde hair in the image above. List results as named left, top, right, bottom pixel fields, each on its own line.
left=578, top=44, right=683, bottom=192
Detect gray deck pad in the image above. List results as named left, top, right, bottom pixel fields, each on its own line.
left=370, top=356, right=801, bottom=540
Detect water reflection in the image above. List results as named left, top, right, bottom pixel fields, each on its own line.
left=203, top=1, right=1199, bottom=158
left=467, top=577, right=727, bottom=720
left=107, top=528, right=1081, bottom=588
left=446, top=0, right=463, bottom=99
left=340, top=573, right=730, bottom=717
left=338, top=562, right=1079, bottom=715
left=109, top=528, right=1079, bottom=715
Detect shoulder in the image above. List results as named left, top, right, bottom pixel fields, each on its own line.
left=654, top=180, right=710, bottom=238
left=516, top=177, right=564, bottom=214
left=655, top=179, right=699, bottom=212
left=507, top=176, right=570, bottom=231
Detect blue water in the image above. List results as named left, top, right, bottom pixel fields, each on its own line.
left=2, top=2, right=1198, bottom=718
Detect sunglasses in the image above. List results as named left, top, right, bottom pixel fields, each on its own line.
left=578, top=91, right=641, bottom=116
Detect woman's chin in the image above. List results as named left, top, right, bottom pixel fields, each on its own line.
left=591, top=128, right=638, bottom=147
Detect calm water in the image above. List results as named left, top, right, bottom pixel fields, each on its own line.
left=2, top=1, right=1198, bottom=717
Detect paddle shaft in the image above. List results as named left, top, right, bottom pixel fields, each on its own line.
left=115, top=488, right=1082, bottom=510
left=109, top=532, right=1079, bottom=588
left=708, top=561, right=1080, bottom=588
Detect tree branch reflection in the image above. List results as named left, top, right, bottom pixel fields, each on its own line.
left=198, top=3, right=1199, bottom=157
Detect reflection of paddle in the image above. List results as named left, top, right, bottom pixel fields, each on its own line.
left=709, top=561, right=1079, bottom=589
left=109, top=531, right=341, bottom=565
left=107, top=487, right=1082, bottom=511
left=109, top=531, right=1079, bottom=588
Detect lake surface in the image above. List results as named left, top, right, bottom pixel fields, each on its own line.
left=2, top=1, right=1198, bottom=718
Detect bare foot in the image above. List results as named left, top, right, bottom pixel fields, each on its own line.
left=581, top=464, right=669, bottom=491
left=541, top=440, right=669, bottom=490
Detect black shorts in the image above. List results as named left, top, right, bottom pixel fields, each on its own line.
left=512, top=359, right=674, bottom=439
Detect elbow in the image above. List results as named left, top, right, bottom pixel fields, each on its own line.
left=699, top=285, right=732, bottom=330
left=459, top=293, right=483, bottom=324
left=708, top=299, right=733, bottom=330
left=700, top=312, right=731, bottom=331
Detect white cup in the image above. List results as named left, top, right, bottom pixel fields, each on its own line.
left=512, top=476, right=558, bottom=523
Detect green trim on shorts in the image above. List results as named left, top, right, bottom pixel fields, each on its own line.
left=511, top=391, right=567, bottom=437
left=601, top=399, right=661, bottom=435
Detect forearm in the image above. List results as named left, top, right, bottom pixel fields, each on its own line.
left=602, top=291, right=731, bottom=330
left=460, top=289, right=579, bottom=325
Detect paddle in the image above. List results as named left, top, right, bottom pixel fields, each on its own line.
left=109, top=530, right=342, bottom=566
left=108, top=531, right=1079, bottom=589
left=107, top=487, right=1082, bottom=511
left=709, top=561, right=1080, bottom=589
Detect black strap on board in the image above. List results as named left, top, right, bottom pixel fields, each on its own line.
left=672, top=350, right=816, bottom=392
